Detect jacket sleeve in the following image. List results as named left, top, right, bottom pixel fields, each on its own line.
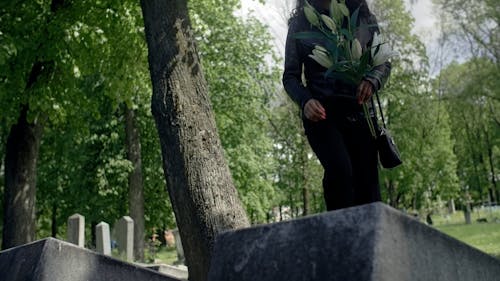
left=363, top=14, right=392, bottom=92
left=282, top=19, right=313, bottom=110
left=364, top=61, right=391, bottom=91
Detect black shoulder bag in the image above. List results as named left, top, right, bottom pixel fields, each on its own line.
left=364, top=92, right=403, bottom=169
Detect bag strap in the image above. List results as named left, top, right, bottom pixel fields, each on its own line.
left=363, top=102, right=377, bottom=138
left=364, top=90, right=388, bottom=138
left=374, top=91, right=387, bottom=129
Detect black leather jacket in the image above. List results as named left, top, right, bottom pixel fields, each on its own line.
left=282, top=11, right=391, bottom=111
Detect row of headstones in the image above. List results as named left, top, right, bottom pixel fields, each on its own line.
left=67, top=213, right=185, bottom=264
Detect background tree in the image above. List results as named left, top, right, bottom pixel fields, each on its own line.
left=433, top=0, right=498, bottom=217
left=1, top=0, right=156, bottom=254
left=269, top=98, right=325, bottom=218
left=2, top=0, right=281, bottom=252
left=1, top=0, right=72, bottom=249
left=189, top=0, right=280, bottom=223
left=140, top=0, right=250, bottom=280
left=432, top=0, right=499, bottom=63
left=371, top=0, right=460, bottom=213
left=437, top=59, right=499, bottom=214
left=1, top=0, right=496, bottom=259
left=125, top=103, right=145, bottom=261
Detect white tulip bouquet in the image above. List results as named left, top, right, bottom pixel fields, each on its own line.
left=295, top=0, right=398, bottom=86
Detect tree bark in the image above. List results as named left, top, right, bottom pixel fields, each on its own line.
left=302, top=186, right=309, bottom=216
left=1, top=0, right=63, bottom=251
left=51, top=203, right=57, bottom=238
left=387, top=179, right=396, bottom=207
left=300, top=136, right=309, bottom=216
left=484, top=128, right=498, bottom=203
left=125, top=104, right=145, bottom=262
left=2, top=105, right=44, bottom=249
left=140, top=1, right=250, bottom=280
left=448, top=199, right=455, bottom=214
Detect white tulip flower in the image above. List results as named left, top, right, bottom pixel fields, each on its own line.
left=314, top=45, right=329, bottom=53
left=304, top=1, right=320, bottom=27
left=351, top=39, right=362, bottom=60
left=309, top=45, right=333, bottom=68
left=371, top=33, right=399, bottom=66
left=329, top=1, right=343, bottom=24
left=339, top=3, right=350, bottom=17
left=321, top=15, right=337, bottom=33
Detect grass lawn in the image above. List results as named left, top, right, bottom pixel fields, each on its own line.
left=140, top=209, right=500, bottom=264
left=148, top=246, right=178, bottom=265
left=434, top=223, right=500, bottom=258
left=432, top=208, right=500, bottom=259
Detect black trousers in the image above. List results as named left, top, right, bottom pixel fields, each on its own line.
left=303, top=99, right=381, bottom=211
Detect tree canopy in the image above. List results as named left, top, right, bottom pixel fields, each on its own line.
left=1, top=0, right=497, bottom=250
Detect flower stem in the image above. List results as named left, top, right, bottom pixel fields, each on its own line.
left=363, top=104, right=377, bottom=138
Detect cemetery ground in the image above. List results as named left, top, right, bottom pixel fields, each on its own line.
left=146, top=207, right=500, bottom=266
left=151, top=246, right=178, bottom=265
left=432, top=207, right=500, bottom=259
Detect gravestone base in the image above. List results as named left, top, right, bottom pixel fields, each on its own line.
left=0, top=238, right=179, bottom=281
left=208, top=202, right=500, bottom=281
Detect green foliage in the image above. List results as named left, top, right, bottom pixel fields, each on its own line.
left=432, top=0, right=499, bottom=208
left=269, top=98, right=325, bottom=216
left=138, top=101, right=174, bottom=230
left=368, top=0, right=498, bottom=213
left=37, top=102, right=131, bottom=236
left=0, top=0, right=173, bottom=239
left=189, top=0, right=281, bottom=222
left=1, top=0, right=496, bottom=244
left=371, top=0, right=459, bottom=211
left=2, top=0, right=283, bottom=237
left=437, top=59, right=499, bottom=206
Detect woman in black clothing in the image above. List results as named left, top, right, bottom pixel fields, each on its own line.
left=282, top=0, right=391, bottom=211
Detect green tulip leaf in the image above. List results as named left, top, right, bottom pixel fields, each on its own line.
left=350, top=7, right=360, bottom=32
left=291, top=32, right=327, bottom=40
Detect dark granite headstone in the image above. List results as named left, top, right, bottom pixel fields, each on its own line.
left=0, top=238, right=180, bottom=281
left=208, top=202, right=500, bottom=281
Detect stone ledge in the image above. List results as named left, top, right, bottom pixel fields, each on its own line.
left=142, top=263, right=188, bottom=280
left=208, top=202, right=500, bottom=281
left=0, top=238, right=180, bottom=281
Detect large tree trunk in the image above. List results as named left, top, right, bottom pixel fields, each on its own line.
left=1, top=0, right=62, bottom=251
left=2, top=62, right=49, bottom=251
left=2, top=105, right=44, bottom=249
left=51, top=203, right=57, bottom=238
left=125, top=104, right=145, bottom=262
left=386, top=179, right=395, bottom=207
left=484, top=129, right=497, bottom=203
left=302, top=185, right=309, bottom=216
left=140, top=1, right=250, bottom=280
left=300, top=137, right=309, bottom=216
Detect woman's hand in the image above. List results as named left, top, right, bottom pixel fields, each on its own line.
left=357, top=80, right=374, bottom=104
left=304, top=99, right=326, bottom=122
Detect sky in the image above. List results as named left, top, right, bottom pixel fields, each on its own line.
left=239, top=0, right=439, bottom=64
